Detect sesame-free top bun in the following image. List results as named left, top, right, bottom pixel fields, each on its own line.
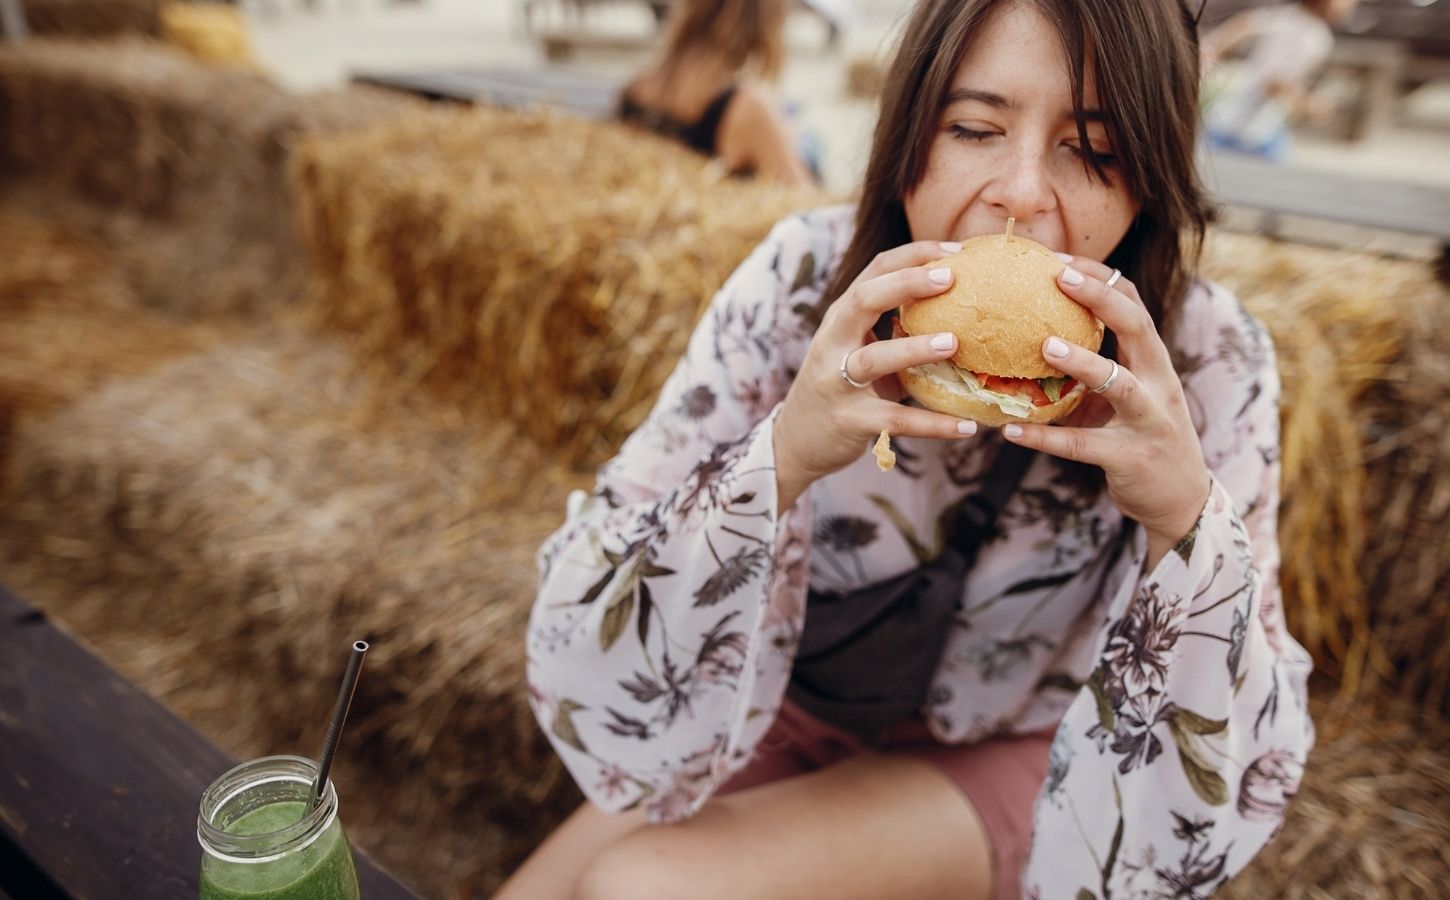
left=899, top=232, right=1103, bottom=380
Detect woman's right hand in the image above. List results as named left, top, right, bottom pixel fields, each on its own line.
left=774, top=240, right=981, bottom=511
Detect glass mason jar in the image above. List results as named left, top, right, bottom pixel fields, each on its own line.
left=197, top=755, right=361, bottom=900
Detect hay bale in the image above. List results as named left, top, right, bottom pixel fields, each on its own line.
left=0, top=210, right=218, bottom=468
left=0, top=38, right=282, bottom=215
left=1223, top=687, right=1450, bottom=899
left=0, top=332, right=590, bottom=893
left=293, top=106, right=824, bottom=469
left=21, top=0, right=161, bottom=37
left=1202, top=234, right=1450, bottom=712
left=0, top=40, right=421, bottom=314
left=159, top=2, right=254, bottom=66
left=1359, top=293, right=1450, bottom=717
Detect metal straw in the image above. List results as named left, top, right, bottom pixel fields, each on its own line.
left=309, top=640, right=368, bottom=811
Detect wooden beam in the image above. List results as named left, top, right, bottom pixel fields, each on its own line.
left=1201, top=149, right=1450, bottom=242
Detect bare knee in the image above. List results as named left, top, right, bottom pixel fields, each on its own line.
left=572, top=832, right=696, bottom=900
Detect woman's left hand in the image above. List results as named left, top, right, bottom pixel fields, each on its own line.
left=1000, top=255, right=1212, bottom=569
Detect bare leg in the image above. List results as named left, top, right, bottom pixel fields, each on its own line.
left=493, top=803, right=648, bottom=900
left=495, top=751, right=994, bottom=900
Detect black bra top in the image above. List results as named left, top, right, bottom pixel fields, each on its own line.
left=617, top=84, right=739, bottom=157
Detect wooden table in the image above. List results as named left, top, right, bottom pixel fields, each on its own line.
left=0, top=583, right=420, bottom=900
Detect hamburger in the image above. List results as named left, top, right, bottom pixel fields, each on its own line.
left=895, top=225, right=1103, bottom=427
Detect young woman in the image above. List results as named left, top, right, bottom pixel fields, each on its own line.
left=503, top=1, right=1314, bottom=897
left=617, top=0, right=816, bottom=186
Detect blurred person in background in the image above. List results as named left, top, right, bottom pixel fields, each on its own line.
left=617, top=0, right=818, bottom=186
left=1200, top=0, right=1361, bottom=162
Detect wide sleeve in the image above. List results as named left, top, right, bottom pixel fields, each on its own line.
left=1022, top=288, right=1316, bottom=898
left=524, top=214, right=822, bottom=824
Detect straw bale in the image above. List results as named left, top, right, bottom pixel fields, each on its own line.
left=0, top=40, right=419, bottom=315
left=1200, top=233, right=1450, bottom=706
left=1223, top=686, right=1450, bottom=899
left=0, top=332, right=591, bottom=891
left=293, top=105, right=824, bottom=469
left=0, top=210, right=218, bottom=468
left=1358, top=293, right=1450, bottom=717
left=0, top=38, right=283, bottom=215
left=159, top=2, right=255, bottom=67
left=21, top=0, right=161, bottom=37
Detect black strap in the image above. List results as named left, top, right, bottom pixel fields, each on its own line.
left=786, top=440, right=1037, bottom=741
left=948, top=439, right=1034, bottom=553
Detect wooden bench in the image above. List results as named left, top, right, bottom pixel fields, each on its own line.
left=353, top=66, right=622, bottom=119
left=0, top=583, right=420, bottom=900
left=1200, top=148, right=1450, bottom=278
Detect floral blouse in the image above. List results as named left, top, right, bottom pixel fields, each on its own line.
left=525, top=205, right=1315, bottom=897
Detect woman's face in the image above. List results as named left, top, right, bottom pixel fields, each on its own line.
left=904, top=1, right=1139, bottom=261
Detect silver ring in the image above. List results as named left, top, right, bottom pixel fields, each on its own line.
left=1091, top=360, right=1120, bottom=394
left=1105, top=268, right=1123, bottom=289
left=839, top=350, right=871, bottom=389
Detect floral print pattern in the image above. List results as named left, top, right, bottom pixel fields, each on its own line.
left=525, top=205, right=1314, bottom=896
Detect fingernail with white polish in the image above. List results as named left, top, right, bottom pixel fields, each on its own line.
left=958, top=420, right=977, bottom=436
left=1003, top=424, right=1024, bottom=439
left=1045, top=337, right=1069, bottom=359
left=931, top=333, right=955, bottom=351
left=929, top=267, right=953, bottom=285
left=1060, top=267, right=1084, bottom=286
left=1054, top=252, right=1074, bottom=263
left=940, top=241, right=963, bottom=253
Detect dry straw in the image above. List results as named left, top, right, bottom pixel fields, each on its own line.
left=20, top=0, right=161, bottom=36
left=0, top=332, right=591, bottom=891
left=1359, top=292, right=1450, bottom=717
left=1222, top=689, right=1450, bottom=899
left=0, top=211, right=218, bottom=467
left=1201, top=233, right=1450, bottom=712
left=0, top=39, right=419, bottom=315
left=158, top=2, right=255, bottom=67
left=293, top=106, right=824, bottom=469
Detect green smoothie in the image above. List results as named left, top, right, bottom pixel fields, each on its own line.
left=199, top=801, right=360, bottom=900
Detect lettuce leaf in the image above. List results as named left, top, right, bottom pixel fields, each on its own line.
left=1039, top=376, right=1069, bottom=403
left=954, top=370, right=1032, bottom=418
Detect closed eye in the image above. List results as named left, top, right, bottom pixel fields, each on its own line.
left=949, top=125, right=996, bottom=142
left=1067, top=144, right=1117, bottom=166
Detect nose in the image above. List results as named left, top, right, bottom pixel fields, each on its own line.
left=981, top=149, right=1056, bottom=224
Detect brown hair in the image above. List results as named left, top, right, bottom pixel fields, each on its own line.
left=658, top=0, right=789, bottom=81
left=826, top=0, right=1211, bottom=343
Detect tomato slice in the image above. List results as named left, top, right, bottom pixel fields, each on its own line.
left=982, top=375, right=1050, bottom=407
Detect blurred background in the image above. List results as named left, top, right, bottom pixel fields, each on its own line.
left=1, top=0, right=1448, bottom=898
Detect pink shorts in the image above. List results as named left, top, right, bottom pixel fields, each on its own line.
left=716, top=697, right=1054, bottom=900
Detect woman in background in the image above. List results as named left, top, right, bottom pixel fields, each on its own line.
left=1201, top=0, right=1360, bottom=162
left=618, top=0, right=817, bottom=186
